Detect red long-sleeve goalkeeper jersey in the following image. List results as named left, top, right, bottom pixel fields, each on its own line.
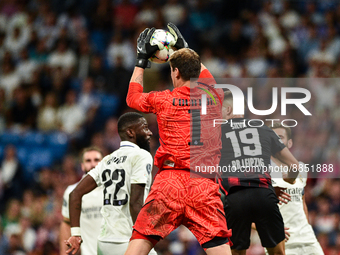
left=126, top=69, right=223, bottom=171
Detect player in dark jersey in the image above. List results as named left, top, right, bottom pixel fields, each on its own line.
left=124, top=23, right=232, bottom=255
left=219, top=91, right=299, bottom=255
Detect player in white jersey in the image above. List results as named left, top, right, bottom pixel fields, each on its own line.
left=269, top=123, right=324, bottom=255
left=60, top=146, right=103, bottom=255
left=65, top=112, right=157, bottom=255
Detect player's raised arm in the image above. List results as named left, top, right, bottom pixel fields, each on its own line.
left=135, top=27, right=163, bottom=70
left=65, top=175, right=97, bottom=254
left=126, top=28, right=163, bottom=111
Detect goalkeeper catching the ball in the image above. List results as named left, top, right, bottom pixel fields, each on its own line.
left=124, top=23, right=232, bottom=255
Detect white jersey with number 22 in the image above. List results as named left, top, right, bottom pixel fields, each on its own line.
left=88, top=141, right=153, bottom=243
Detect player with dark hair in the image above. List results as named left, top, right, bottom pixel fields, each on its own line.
left=60, top=146, right=103, bottom=255
left=269, top=123, right=324, bottom=255
left=219, top=91, right=300, bottom=255
left=124, top=23, right=232, bottom=255
left=65, top=112, right=156, bottom=255
left=117, top=112, right=151, bottom=152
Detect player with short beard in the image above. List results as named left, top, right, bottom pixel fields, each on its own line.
left=60, top=146, right=103, bottom=255
left=65, top=112, right=156, bottom=255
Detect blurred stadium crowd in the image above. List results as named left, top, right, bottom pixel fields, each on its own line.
left=0, top=0, right=339, bottom=254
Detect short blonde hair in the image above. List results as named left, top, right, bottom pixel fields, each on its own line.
left=270, top=123, right=292, bottom=140
left=80, top=146, right=103, bottom=162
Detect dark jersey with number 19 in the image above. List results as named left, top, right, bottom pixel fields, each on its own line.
left=219, top=118, right=285, bottom=193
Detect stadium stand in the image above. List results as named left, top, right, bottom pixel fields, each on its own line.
left=0, top=0, right=339, bottom=254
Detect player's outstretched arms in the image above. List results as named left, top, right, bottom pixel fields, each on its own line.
left=131, top=27, right=160, bottom=89
left=274, top=147, right=299, bottom=184
left=127, top=28, right=164, bottom=111
left=65, top=175, right=97, bottom=254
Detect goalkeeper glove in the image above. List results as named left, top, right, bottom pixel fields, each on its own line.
left=167, top=22, right=188, bottom=49
left=136, top=27, right=164, bottom=69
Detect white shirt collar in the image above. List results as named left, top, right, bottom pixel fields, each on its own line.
left=120, top=141, right=139, bottom=149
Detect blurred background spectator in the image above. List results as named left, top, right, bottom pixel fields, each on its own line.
left=0, top=145, right=25, bottom=212
left=0, top=0, right=339, bottom=254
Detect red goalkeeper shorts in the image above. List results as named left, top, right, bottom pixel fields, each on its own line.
left=133, top=170, right=232, bottom=245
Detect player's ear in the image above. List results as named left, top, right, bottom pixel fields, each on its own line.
left=222, top=104, right=232, bottom=119
left=287, top=139, right=293, bottom=149
left=174, top=67, right=180, bottom=79
left=226, top=105, right=233, bottom=116
left=126, top=128, right=135, bottom=139
left=222, top=106, right=227, bottom=119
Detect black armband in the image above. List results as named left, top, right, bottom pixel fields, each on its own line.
left=136, top=59, right=151, bottom=69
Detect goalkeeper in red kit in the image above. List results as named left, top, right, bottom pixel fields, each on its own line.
left=124, top=23, right=232, bottom=255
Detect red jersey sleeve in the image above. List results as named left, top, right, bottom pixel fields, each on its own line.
left=199, top=68, right=214, bottom=79
left=126, top=82, right=157, bottom=113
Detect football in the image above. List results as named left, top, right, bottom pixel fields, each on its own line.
left=149, top=29, right=176, bottom=64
